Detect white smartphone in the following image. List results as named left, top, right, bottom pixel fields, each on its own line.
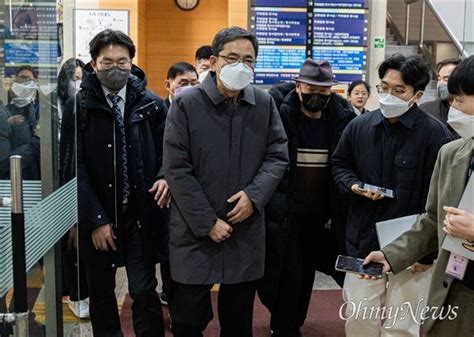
left=359, top=182, right=394, bottom=199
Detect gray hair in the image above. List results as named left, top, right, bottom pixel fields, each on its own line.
left=211, top=27, right=259, bottom=57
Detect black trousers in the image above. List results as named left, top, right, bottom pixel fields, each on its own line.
left=160, top=260, right=171, bottom=296
left=270, top=213, right=339, bottom=336
left=169, top=279, right=257, bottom=337
left=61, top=229, right=89, bottom=301
left=84, top=216, right=164, bottom=337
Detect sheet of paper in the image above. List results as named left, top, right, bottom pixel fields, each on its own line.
left=441, top=175, right=474, bottom=260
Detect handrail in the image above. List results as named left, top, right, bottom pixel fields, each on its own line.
left=405, top=3, right=411, bottom=45
left=386, top=10, right=406, bottom=46
left=424, top=0, right=468, bottom=57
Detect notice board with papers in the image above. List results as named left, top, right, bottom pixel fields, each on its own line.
left=249, top=0, right=368, bottom=85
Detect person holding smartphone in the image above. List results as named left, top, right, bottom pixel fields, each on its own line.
left=364, top=55, right=474, bottom=337
left=331, top=54, right=453, bottom=337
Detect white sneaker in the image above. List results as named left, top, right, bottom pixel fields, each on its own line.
left=68, top=299, right=90, bottom=319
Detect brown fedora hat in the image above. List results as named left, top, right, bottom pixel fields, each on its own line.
left=295, top=58, right=339, bottom=86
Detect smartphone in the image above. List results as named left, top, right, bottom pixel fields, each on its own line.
left=359, top=182, right=394, bottom=199
left=335, top=255, right=384, bottom=278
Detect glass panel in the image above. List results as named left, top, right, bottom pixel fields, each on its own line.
left=428, top=0, right=469, bottom=56
left=0, top=0, right=81, bottom=335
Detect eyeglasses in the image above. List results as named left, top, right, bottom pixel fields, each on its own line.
left=376, top=84, right=409, bottom=98
left=218, top=54, right=256, bottom=67
left=98, top=59, right=131, bottom=70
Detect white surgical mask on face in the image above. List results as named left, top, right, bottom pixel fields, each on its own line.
left=219, top=62, right=254, bottom=91
left=437, top=82, right=452, bottom=101
left=198, top=70, right=209, bottom=83
left=12, top=81, right=38, bottom=99
left=75, top=80, right=82, bottom=94
left=174, top=85, right=193, bottom=97
left=12, top=97, right=33, bottom=108
left=378, top=92, right=416, bottom=118
left=447, top=106, right=474, bottom=140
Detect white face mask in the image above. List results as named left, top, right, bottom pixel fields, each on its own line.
left=12, top=81, right=38, bottom=99
left=447, top=106, right=474, bottom=140
left=75, top=80, right=82, bottom=94
left=174, top=85, right=193, bottom=97
left=378, top=92, right=416, bottom=118
left=198, top=70, right=209, bottom=83
left=12, top=97, right=33, bottom=108
left=437, top=83, right=452, bottom=101
left=219, top=62, right=254, bottom=91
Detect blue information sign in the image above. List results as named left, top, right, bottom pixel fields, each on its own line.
left=255, top=8, right=307, bottom=45
left=312, top=47, right=364, bottom=72
left=250, top=0, right=367, bottom=85
left=254, top=46, right=306, bottom=84
left=4, top=40, right=58, bottom=65
left=254, top=72, right=299, bottom=85
left=314, top=0, right=366, bottom=9
left=254, top=0, right=307, bottom=7
left=313, top=10, right=365, bottom=46
left=256, top=46, right=306, bottom=69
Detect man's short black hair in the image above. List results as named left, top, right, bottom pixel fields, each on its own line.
left=378, top=54, right=431, bottom=92
left=437, top=58, right=461, bottom=72
left=167, top=62, right=198, bottom=80
left=211, top=27, right=259, bottom=57
left=16, top=65, right=38, bottom=79
left=89, top=29, right=136, bottom=61
left=448, top=55, right=474, bottom=96
left=348, top=80, right=370, bottom=95
left=195, top=45, right=213, bottom=61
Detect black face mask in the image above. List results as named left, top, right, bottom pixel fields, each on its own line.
left=96, top=66, right=131, bottom=91
left=301, top=92, right=331, bottom=112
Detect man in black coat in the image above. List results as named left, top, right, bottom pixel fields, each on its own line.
left=77, top=29, right=169, bottom=337
left=261, top=59, right=355, bottom=337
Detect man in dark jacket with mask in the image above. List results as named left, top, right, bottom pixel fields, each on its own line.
left=0, top=66, right=41, bottom=180
left=332, top=54, right=453, bottom=337
left=262, top=59, right=355, bottom=337
left=164, top=27, right=288, bottom=337
left=77, top=29, right=169, bottom=337
left=419, top=58, right=461, bottom=137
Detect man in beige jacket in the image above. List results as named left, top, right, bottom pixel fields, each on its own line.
left=364, top=55, right=474, bottom=337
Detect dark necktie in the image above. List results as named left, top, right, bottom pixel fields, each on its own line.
left=108, top=94, right=130, bottom=202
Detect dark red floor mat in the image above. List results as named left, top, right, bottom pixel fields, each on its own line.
left=121, top=290, right=345, bottom=337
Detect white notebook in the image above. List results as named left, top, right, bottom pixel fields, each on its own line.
left=441, top=175, right=474, bottom=260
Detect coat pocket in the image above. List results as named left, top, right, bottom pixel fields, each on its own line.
left=394, top=154, right=417, bottom=185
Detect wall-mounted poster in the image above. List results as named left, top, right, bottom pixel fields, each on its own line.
left=2, top=1, right=59, bottom=80
left=74, top=9, right=129, bottom=63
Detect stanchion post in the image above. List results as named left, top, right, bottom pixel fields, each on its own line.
left=10, top=156, right=29, bottom=337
